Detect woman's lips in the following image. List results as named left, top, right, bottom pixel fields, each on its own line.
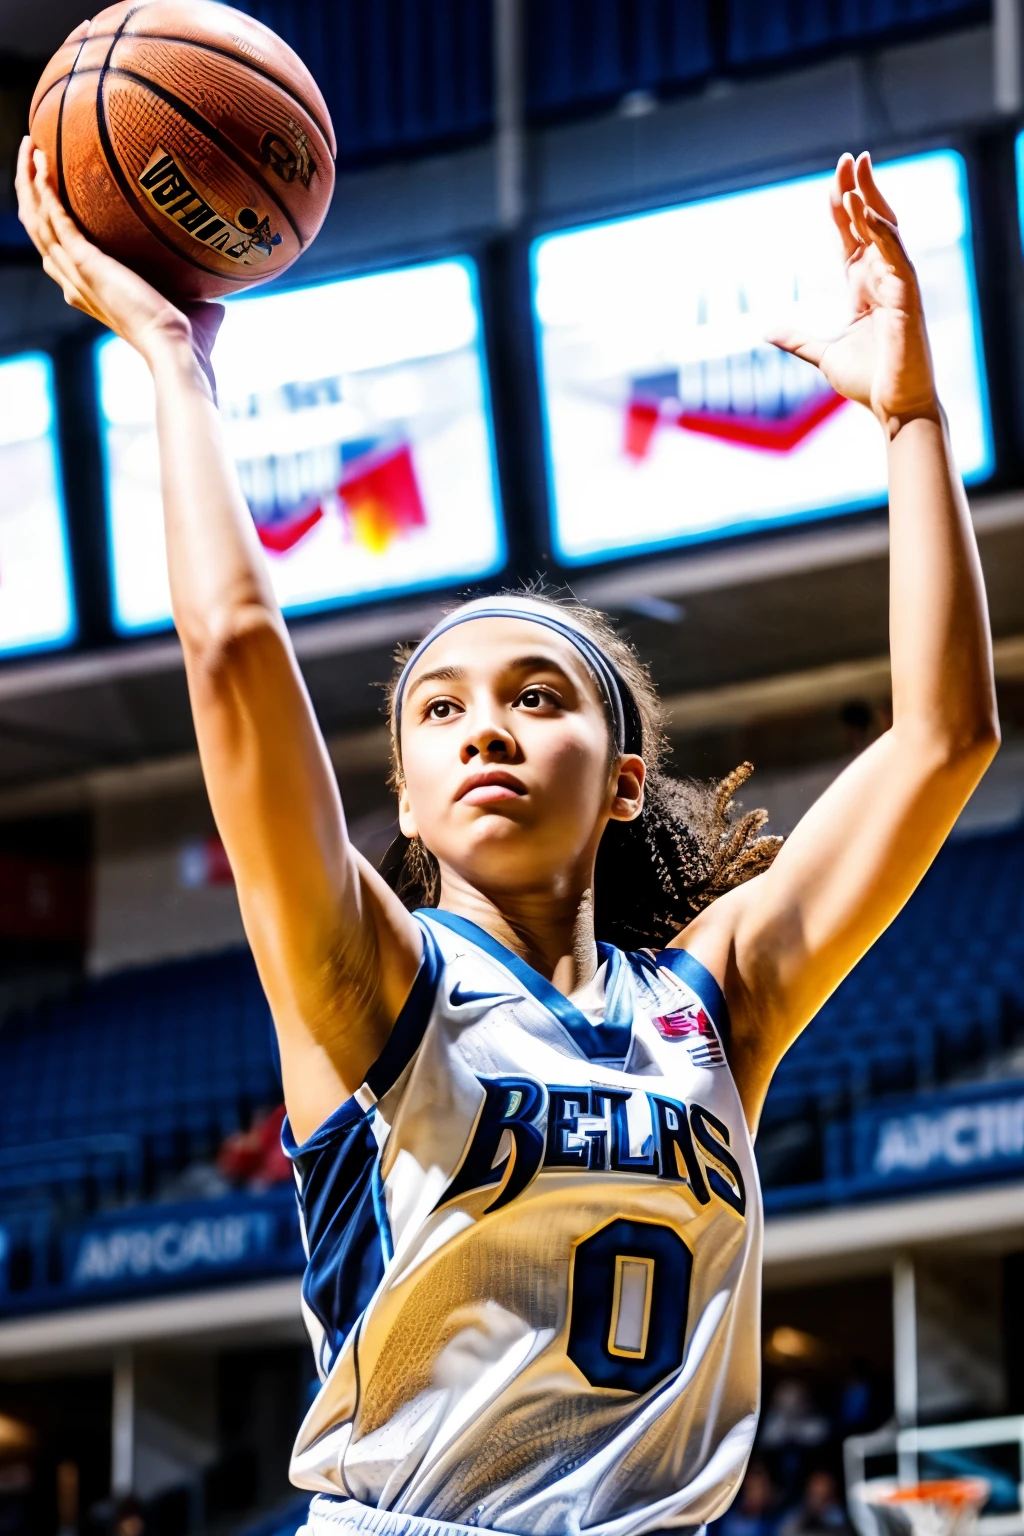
left=458, top=771, right=526, bottom=805
left=461, top=783, right=523, bottom=805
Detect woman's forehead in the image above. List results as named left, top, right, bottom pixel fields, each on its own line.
left=404, top=616, right=598, bottom=691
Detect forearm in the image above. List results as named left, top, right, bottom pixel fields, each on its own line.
left=886, top=406, right=998, bottom=755
left=146, top=327, right=279, bottom=656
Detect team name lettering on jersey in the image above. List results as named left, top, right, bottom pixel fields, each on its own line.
left=436, top=1075, right=746, bottom=1218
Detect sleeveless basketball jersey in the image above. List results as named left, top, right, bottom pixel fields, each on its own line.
left=284, top=909, right=763, bottom=1536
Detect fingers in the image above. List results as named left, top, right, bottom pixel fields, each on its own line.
left=843, top=188, right=872, bottom=247
left=844, top=187, right=914, bottom=278
left=33, top=152, right=93, bottom=266
left=854, top=151, right=898, bottom=226
left=14, top=138, right=46, bottom=256
left=21, top=146, right=110, bottom=314
left=765, top=330, right=829, bottom=369
left=829, top=153, right=860, bottom=260
left=832, top=150, right=913, bottom=276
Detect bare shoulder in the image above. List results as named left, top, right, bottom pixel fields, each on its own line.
left=665, top=876, right=763, bottom=982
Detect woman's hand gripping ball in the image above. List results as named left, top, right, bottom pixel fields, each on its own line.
left=16, top=138, right=223, bottom=396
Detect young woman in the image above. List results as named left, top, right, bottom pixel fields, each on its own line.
left=18, top=143, right=998, bottom=1536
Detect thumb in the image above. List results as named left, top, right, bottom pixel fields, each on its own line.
left=765, top=330, right=829, bottom=369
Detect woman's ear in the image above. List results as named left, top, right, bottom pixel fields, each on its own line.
left=397, top=783, right=418, bottom=839
left=609, top=754, right=646, bottom=823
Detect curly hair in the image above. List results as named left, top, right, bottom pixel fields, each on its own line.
left=380, top=588, right=782, bottom=950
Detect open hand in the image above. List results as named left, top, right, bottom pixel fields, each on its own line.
left=15, top=137, right=223, bottom=392
left=767, top=151, right=939, bottom=431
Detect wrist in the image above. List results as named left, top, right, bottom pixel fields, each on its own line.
left=136, top=311, right=195, bottom=372
left=140, top=315, right=216, bottom=401
left=878, top=397, right=944, bottom=442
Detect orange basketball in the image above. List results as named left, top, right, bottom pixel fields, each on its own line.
left=29, top=0, right=336, bottom=302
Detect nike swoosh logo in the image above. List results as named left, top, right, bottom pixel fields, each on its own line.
left=449, top=983, right=499, bottom=1008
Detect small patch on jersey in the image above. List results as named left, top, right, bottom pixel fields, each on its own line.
left=651, top=1001, right=725, bottom=1065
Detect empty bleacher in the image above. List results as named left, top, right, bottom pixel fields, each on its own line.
left=758, top=824, right=1024, bottom=1206
left=0, top=949, right=278, bottom=1174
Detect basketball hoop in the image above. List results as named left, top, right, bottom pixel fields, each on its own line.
left=852, top=1478, right=990, bottom=1536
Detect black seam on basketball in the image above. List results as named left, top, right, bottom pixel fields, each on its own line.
left=56, top=32, right=92, bottom=236
left=105, top=63, right=303, bottom=248
left=94, top=7, right=233, bottom=281
left=117, top=28, right=334, bottom=156
left=57, top=26, right=333, bottom=156
left=30, top=73, right=73, bottom=122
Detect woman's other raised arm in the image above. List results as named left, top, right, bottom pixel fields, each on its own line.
left=677, top=152, right=999, bottom=1125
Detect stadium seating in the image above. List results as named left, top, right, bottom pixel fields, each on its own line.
left=758, top=824, right=1024, bottom=1203
left=0, top=822, right=1019, bottom=1310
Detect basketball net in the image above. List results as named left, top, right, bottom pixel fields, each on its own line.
left=855, top=1478, right=990, bottom=1536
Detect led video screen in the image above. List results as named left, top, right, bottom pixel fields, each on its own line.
left=97, top=258, right=505, bottom=634
left=0, top=353, right=75, bottom=655
left=532, top=150, right=993, bottom=565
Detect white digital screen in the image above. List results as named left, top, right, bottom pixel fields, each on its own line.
left=97, top=258, right=505, bottom=634
left=532, top=150, right=993, bottom=565
left=0, top=353, right=76, bottom=654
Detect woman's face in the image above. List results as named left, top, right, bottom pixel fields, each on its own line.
left=397, top=618, right=645, bottom=901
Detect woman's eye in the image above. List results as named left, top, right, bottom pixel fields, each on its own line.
left=427, top=699, right=457, bottom=720
left=517, top=688, right=553, bottom=710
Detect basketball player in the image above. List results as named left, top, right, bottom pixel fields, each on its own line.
left=17, top=141, right=998, bottom=1536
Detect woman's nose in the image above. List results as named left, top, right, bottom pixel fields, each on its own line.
left=461, top=716, right=516, bottom=762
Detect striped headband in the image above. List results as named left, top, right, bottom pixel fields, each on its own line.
left=393, top=597, right=643, bottom=758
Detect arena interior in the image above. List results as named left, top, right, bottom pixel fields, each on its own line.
left=1, top=0, right=1024, bottom=1533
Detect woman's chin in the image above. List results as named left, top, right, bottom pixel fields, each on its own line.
left=444, top=828, right=571, bottom=892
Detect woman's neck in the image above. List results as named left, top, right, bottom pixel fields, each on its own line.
left=434, top=873, right=599, bottom=996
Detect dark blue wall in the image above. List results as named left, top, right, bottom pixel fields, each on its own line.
left=231, top=0, right=494, bottom=167
left=525, top=0, right=715, bottom=124
left=725, top=0, right=991, bottom=71
left=225, top=0, right=991, bottom=167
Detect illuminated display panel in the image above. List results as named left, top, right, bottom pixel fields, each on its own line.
left=531, top=150, right=993, bottom=566
left=97, top=258, right=505, bottom=634
left=0, top=353, right=75, bottom=655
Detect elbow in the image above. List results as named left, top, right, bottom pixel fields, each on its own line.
left=179, top=601, right=289, bottom=691
left=930, top=710, right=1001, bottom=780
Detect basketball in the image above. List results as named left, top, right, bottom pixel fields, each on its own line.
left=28, top=0, right=335, bottom=302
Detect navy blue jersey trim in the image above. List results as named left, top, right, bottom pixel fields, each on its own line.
left=284, top=1107, right=385, bottom=1374
left=656, top=946, right=731, bottom=1050
left=282, top=1094, right=364, bottom=1160
left=419, top=908, right=633, bottom=1062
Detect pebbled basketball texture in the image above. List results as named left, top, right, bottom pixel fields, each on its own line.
left=29, top=0, right=336, bottom=302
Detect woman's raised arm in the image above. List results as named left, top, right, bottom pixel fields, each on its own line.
left=17, top=140, right=422, bottom=1141
left=677, top=152, right=1000, bottom=1124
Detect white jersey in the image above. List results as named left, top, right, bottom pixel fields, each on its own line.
left=285, top=909, right=762, bottom=1536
